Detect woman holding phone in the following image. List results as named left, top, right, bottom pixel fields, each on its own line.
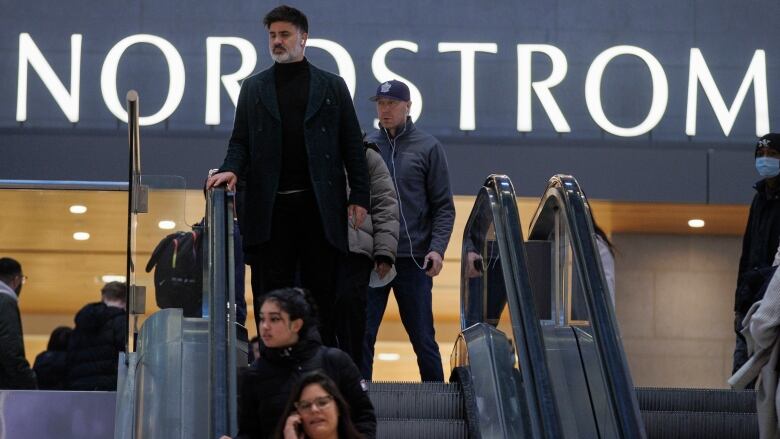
left=222, top=288, right=375, bottom=439
left=277, top=372, right=362, bottom=439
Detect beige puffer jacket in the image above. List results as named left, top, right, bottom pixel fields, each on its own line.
left=347, top=147, right=399, bottom=262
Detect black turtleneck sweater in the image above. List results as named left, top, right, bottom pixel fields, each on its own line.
left=274, top=58, right=311, bottom=192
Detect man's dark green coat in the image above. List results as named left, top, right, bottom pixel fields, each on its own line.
left=219, top=63, right=370, bottom=252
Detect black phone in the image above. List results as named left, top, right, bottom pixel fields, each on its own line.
left=423, top=259, right=432, bottom=271
left=473, top=259, right=483, bottom=272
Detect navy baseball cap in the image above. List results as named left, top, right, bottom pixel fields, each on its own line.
left=369, top=80, right=410, bottom=102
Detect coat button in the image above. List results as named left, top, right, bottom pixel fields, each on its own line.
left=321, top=126, right=326, bottom=132
left=257, top=127, right=263, bottom=132
left=328, top=180, right=333, bottom=186
left=325, top=153, right=331, bottom=159
left=325, top=98, right=331, bottom=104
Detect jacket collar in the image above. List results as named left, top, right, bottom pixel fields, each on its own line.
left=259, top=325, right=322, bottom=365
left=0, top=280, right=18, bottom=302
left=256, top=59, right=327, bottom=123
left=754, top=179, right=780, bottom=200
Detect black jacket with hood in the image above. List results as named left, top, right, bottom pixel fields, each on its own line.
left=236, top=326, right=376, bottom=439
left=65, top=302, right=126, bottom=390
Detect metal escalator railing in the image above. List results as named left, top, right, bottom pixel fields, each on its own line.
left=205, top=187, right=239, bottom=437
left=456, top=174, right=562, bottom=438
left=117, top=90, right=239, bottom=438
left=528, top=174, right=645, bottom=439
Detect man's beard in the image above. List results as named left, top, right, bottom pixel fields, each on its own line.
left=270, top=41, right=303, bottom=63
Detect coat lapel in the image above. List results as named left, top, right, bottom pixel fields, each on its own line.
left=305, top=66, right=326, bottom=122
left=256, top=68, right=281, bottom=121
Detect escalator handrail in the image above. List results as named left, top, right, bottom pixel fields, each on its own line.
left=460, top=174, right=562, bottom=439
left=528, top=174, right=646, bottom=439
left=206, top=187, right=239, bottom=438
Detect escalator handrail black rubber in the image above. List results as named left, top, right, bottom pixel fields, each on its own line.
left=461, top=174, right=563, bottom=438
left=529, top=174, right=646, bottom=439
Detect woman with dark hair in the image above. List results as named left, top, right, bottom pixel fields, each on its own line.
left=33, top=326, right=72, bottom=390
left=276, top=372, right=362, bottom=439
left=223, top=288, right=375, bottom=439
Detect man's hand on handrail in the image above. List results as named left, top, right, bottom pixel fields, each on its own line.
left=207, top=171, right=237, bottom=192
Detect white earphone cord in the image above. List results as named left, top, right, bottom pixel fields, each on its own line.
left=385, top=120, right=426, bottom=271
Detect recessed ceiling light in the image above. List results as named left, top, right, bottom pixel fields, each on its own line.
left=158, top=220, right=176, bottom=230
left=73, top=232, right=90, bottom=241
left=101, top=275, right=126, bottom=283
left=688, top=219, right=705, bottom=228
left=377, top=353, right=400, bottom=362
left=69, top=205, right=87, bottom=214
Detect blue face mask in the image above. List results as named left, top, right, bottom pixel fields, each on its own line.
left=756, top=157, right=780, bottom=178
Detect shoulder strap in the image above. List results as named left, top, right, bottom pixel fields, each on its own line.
left=145, top=234, right=176, bottom=272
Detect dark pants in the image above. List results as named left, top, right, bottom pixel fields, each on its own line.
left=248, top=190, right=340, bottom=346
left=362, top=257, right=444, bottom=382
left=733, top=311, right=756, bottom=389
left=335, top=253, right=374, bottom=367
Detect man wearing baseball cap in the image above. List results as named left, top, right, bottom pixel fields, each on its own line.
left=733, top=133, right=780, bottom=379
left=361, top=79, right=455, bottom=382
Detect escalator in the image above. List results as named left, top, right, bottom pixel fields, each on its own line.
left=0, top=170, right=758, bottom=437
left=526, top=174, right=758, bottom=438
left=369, top=173, right=759, bottom=438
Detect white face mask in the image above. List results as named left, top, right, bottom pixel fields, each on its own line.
left=369, top=264, right=397, bottom=288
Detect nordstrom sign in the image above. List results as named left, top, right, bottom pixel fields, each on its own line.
left=15, top=32, right=771, bottom=137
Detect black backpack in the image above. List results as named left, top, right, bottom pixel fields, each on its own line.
left=144, top=225, right=203, bottom=317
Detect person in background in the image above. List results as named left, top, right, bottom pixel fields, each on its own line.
left=733, top=133, right=780, bottom=377
left=276, top=371, right=363, bottom=439
left=232, top=288, right=375, bottom=439
left=335, top=139, right=398, bottom=366
left=362, top=80, right=455, bottom=382
left=33, top=326, right=72, bottom=390
left=593, top=220, right=616, bottom=305
left=0, top=257, right=36, bottom=389
left=65, top=281, right=127, bottom=391
left=248, top=335, right=261, bottom=364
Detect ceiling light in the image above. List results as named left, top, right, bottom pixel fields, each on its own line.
left=69, top=205, right=87, bottom=214
left=688, top=219, right=705, bottom=228
left=158, top=220, right=176, bottom=230
left=377, top=353, right=400, bottom=362
left=73, top=232, right=90, bottom=241
left=101, top=275, right=126, bottom=283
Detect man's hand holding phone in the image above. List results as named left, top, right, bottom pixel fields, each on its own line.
left=423, top=251, right=443, bottom=277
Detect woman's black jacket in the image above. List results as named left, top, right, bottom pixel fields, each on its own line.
left=236, top=329, right=376, bottom=439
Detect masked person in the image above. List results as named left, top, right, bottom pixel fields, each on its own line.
left=733, top=133, right=780, bottom=377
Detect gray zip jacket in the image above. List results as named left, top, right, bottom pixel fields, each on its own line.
left=365, top=118, right=455, bottom=259
left=347, top=147, right=400, bottom=262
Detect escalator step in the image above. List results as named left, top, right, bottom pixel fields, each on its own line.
left=637, top=387, right=756, bottom=413
left=368, top=385, right=464, bottom=419
left=367, top=381, right=461, bottom=392
left=642, top=410, right=758, bottom=439
left=377, top=418, right=468, bottom=439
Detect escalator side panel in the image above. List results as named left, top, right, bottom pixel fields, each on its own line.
left=459, top=323, right=528, bottom=439
left=541, top=326, right=599, bottom=438
left=129, top=309, right=210, bottom=439
left=573, top=326, right=619, bottom=438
